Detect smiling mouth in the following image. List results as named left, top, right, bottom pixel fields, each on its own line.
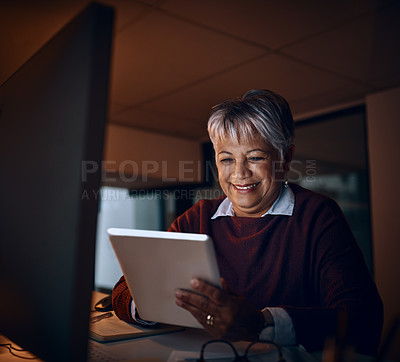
left=234, top=181, right=261, bottom=190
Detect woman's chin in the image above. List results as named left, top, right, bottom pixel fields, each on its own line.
left=231, top=199, right=263, bottom=215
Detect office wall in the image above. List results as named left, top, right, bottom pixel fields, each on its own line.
left=366, top=87, right=400, bottom=343
left=103, top=124, right=203, bottom=188
left=94, top=186, right=163, bottom=291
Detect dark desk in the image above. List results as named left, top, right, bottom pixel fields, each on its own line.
left=0, top=292, right=376, bottom=361
left=88, top=291, right=317, bottom=361
left=88, top=327, right=318, bottom=361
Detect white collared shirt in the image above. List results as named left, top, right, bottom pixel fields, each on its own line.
left=211, top=185, right=296, bottom=346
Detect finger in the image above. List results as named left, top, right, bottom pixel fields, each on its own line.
left=176, top=297, right=214, bottom=327
left=174, top=289, right=218, bottom=317
left=174, top=290, right=221, bottom=331
left=180, top=302, right=227, bottom=338
left=190, top=278, right=228, bottom=305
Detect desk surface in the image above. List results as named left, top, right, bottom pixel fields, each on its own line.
left=0, top=329, right=377, bottom=362
left=88, top=291, right=317, bottom=361
left=0, top=292, right=376, bottom=362
left=88, top=327, right=318, bottom=362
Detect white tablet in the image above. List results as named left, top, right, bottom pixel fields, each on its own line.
left=107, top=228, right=221, bottom=328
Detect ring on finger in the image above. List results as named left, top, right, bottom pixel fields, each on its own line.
left=206, top=314, right=215, bottom=327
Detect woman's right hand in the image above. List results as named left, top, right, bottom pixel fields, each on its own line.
left=175, top=278, right=266, bottom=341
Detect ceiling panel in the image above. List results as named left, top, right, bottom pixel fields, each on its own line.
left=158, top=0, right=389, bottom=49
left=0, top=0, right=86, bottom=84
left=110, top=8, right=266, bottom=107
left=110, top=105, right=202, bottom=139
left=281, top=1, right=400, bottom=87
left=130, top=53, right=363, bottom=123
left=289, top=85, right=368, bottom=118
left=1, top=0, right=399, bottom=141
left=109, top=53, right=371, bottom=140
left=102, top=0, right=154, bottom=31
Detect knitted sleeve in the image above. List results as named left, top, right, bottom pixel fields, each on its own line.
left=283, top=199, right=383, bottom=355
left=111, top=275, right=135, bottom=324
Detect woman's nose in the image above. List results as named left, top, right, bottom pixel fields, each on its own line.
left=232, top=161, right=252, bottom=179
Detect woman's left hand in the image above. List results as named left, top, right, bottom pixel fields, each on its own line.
left=174, top=278, right=265, bottom=341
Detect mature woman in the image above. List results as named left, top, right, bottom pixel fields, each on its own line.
left=112, top=89, right=382, bottom=355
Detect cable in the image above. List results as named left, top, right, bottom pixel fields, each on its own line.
left=0, top=343, right=39, bottom=360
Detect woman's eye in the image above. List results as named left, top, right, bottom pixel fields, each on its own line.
left=220, top=158, right=233, bottom=164
left=249, top=157, right=265, bottom=161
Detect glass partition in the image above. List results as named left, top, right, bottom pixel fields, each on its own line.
left=288, top=106, right=373, bottom=274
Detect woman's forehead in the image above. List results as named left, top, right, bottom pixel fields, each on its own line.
left=213, top=136, right=273, bottom=151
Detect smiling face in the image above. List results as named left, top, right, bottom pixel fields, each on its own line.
left=215, top=136, right=289, bottom=217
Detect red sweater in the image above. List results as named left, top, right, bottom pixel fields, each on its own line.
left=112, top=184, right=382, bottom=354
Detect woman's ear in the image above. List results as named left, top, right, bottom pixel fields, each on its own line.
left=284, top=144, right=295, bottom=171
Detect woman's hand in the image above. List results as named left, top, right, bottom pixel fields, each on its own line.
left=174, top=278, right=265, bottom=341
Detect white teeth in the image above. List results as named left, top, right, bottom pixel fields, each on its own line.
left=235, top=182, right=259, bottom=190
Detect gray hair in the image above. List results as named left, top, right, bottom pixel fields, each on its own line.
left=207, top=89, right=295, bottom=159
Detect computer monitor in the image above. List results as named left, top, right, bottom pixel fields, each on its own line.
left=0, top=3, right=113, bottom=362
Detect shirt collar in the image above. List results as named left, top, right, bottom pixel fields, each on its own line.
left=211, top=184, right=295, bottom=219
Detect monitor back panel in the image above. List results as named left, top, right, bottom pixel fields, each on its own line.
left=0, top=3, right=113, bottom=361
